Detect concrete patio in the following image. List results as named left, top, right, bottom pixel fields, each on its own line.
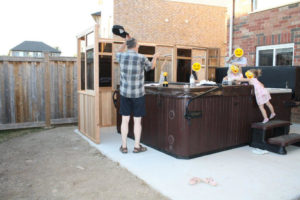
left=75, top=124, right=300, bottom=200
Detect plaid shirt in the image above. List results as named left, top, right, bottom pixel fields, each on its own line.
left=116, top=50, right=152, bottom=98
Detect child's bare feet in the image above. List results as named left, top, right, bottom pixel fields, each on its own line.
left=262, top=118, right=269, bottom=123
left=269, top=113, right=276, bottom=119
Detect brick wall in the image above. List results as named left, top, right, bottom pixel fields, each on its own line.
left=113, top=0, right=227, bottom=65
left=230, top=1, right=300, bottom=66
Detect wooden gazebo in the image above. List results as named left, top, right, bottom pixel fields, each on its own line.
left=76, top=23, right=221, bottom=143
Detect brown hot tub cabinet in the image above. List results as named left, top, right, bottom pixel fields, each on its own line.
left=115, top=84, right=292, bottom=158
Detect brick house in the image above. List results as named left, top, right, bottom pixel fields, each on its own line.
left=10, top=41, right=61, bottom=57
left=230, top=0, right=300, bottom=66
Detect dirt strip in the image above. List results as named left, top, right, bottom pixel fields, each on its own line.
left=0, top=126, right=169, bottom=200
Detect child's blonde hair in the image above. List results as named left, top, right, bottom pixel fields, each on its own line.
left=248, top=69, right=262, bottom=78
left=227, top=65, right=242, bottom=75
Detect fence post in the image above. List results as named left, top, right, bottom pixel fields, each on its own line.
left=44, top=53, right=51, bottom=128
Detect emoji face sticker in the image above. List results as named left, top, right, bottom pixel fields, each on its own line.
left=234, top=48, right=244, bottom=58
left=245, top=70, right=254, bottom=79
left=230, top=65, right=239, bottom=74
left=163, top=72, right=168, bottom=77
left=192, top=62, right=201, bottom=72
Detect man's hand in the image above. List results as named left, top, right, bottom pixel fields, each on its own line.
left=153, top=53, right=160, bottom=58
left=125, top=34, right=131, bottom=40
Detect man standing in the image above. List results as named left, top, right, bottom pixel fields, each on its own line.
left=116, top=37, right=159, bottom=153
left=226, top=48, right=247, bottom=67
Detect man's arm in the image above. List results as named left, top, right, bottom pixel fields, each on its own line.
left=117, top=42, right=126, bottom=53
left=150, top=53, right=160, bottom=70
left=226, top=54, right=235, bottom=64
left=236, top=77, right=249, bottom=82
left=232, top=57, right=247, bottom=67
left=117, top=34, right=131, bottom=53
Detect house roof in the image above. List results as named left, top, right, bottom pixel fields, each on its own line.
left=91, top=11, right=101, bottom=17
left=11, top=41, right=61, bottom=53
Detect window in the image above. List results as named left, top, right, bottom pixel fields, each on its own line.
left=144, top=57, right=154, bottom=82
left=208, top=49, right=220, bottom=66
left=99, top=43, right=112, bottom=53
left=177, top=48, right=191, bottom=82
left=99, top=55, right=112, bottom=87
left=138, top=45, right=155, bottom=82
left=86, top=49, right=94, bottom=90
left=138, top=46, right=155, bottom=55
left=98, top=42, right=112, bottom=87
left=12, top=51, right=19, bottom=56
left=256, top=43, right=294, bottom=66
left=86, top=32, right=94, bottom=47
left=80, top=39, right=86, bottom=90
left=33, top=52, right=38, bottom=57
left=252, top=0, right=298, bottom=11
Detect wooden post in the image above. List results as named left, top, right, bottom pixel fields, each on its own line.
left=44, top=53, right=51, bottom=128
left=85, top=35, right=87, bottom=90
left=172, top=47, right=177, bottom=82
left=77, top=38, right=81, bottom=130
left=205, top=49, right=209, bottom=80
left=94, top=24, right=100, bottom=143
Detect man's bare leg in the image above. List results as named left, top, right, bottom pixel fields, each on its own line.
left=121, top=116, right=130, bottom=148
left=133, top=117, right=142, bottom=148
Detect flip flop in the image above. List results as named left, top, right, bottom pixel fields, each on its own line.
left=119, top=146, right=128, bottom=154
left=133, top=145, right=147, bottom=153
left=189, top=177, right=202, bottom=185
left=203, top=177, right=218, bottom=186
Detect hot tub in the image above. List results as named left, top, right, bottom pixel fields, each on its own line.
left=115, top=84, right=292, bottom=158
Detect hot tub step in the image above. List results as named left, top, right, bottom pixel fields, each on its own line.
left=268, top=133, right=300, bottom=147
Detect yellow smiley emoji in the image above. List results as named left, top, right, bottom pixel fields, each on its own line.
left=245, top=71, right=254, bottom=79
left=230, top=65, right=239, bottom=74
left=192, top=62, right=201, bottom=72
left=163, top=72, right=168, bottom=76
left=234, top=48, right=244, bottom=58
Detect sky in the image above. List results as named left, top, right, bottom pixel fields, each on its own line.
left=0, top=0, right=100, bottom=56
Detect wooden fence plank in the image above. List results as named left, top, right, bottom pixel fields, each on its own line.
left=8, top=61, right=16, bottom=123
left=51, top=117, right=77, bottom=125
left=39, top=62, right=46, bottom=121
left=73, top=62, right=78, bottom=118
left=0, top=121, right=46, bottom=130
left=44, top=53, right=51, bottom=127
left=4, top=61, right=11, bottom=123
left=62, top=63, right=67, bottom=118
left=0, top=62, right=4, bottom=123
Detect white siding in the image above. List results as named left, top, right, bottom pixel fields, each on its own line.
left=100, top=0, right=114, bottom=38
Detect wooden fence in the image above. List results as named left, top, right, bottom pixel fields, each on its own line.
left=0, top=55, right=77, bottom=130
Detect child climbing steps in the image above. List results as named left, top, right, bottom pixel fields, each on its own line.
left=238, top=69, right=276, bottom=123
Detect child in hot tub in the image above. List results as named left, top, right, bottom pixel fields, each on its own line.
left=223, top=65, right=243, bottom=83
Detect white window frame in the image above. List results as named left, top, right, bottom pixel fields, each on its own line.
left=251, top=0, right=299, bottom=13
left=256, top=43, right=294, bottom=66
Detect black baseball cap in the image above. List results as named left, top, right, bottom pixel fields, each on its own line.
left=112, top=25, right=129, bottom=38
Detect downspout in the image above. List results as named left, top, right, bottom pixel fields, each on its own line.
left=229, top=0, right=234, bottom=57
